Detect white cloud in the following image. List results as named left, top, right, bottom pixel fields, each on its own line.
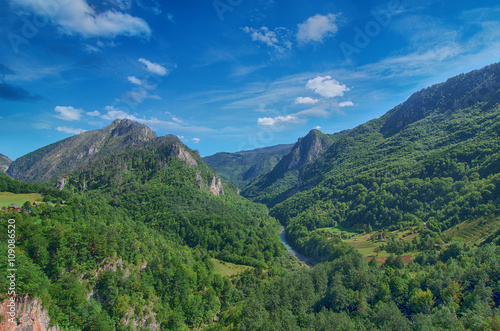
left=127, top=76, right=143, bottom=85
left=242, top=26, right=292, bottom=53
left=339, top=101, right=355, bottom=107
left=192, top=137, right=200, bottom=143
left=294, top=96, right=319, bottom=105
left=87, top=110, right=101, bottom=116
left=297, top=13, right=338, bottom=44
left=11, top=0, right=151, bottom=39
left=97, top=106, right=216, bottom=133
left=314, top=126, right=321, bottom=130
left=138, top=58, right=168, bottom=76
left=56, top=126, right=87, bottom=135
left=171, top=115, right=183, bottom=124
left=306, top=75, right=349, bottom=98
left=257, top=115, right=300, bottom=126
left=54, top=106, right=83, bottom=121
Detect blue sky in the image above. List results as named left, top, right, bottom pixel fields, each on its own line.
left=0, top=0, right=499, bottom=160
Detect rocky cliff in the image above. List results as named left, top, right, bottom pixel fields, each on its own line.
left=0, top=295, right=59, bottom=331
left=0, top=154, right=12, bottom=173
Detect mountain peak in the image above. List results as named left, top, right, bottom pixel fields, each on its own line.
left=306, top=128, right=323, bottom=136
left=8, top=120, right=157, bottom=182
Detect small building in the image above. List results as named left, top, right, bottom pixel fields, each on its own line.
left=7, top=203, right=21, bottom=212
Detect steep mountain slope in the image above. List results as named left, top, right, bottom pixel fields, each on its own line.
left=0, top=124, right=292, bottom=330
left=0, top=154, right=11, bottom=173
left=265, top=62, right=500, bottom=260
left=203, top=143, right=294, bottom=188
left=241, top=129, right=344, bottom=206
left=7, top=119, right=156, bottom=183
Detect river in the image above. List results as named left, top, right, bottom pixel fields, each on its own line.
left=279, top=226, right=315, bottom=267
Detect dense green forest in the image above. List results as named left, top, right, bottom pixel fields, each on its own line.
left=0, top=136, right=295, bottom=330
left=262, top=63, right=500, bottom=262
left=210, top=243, right=500, bottom=330
left=208, top=64, right=500, bottom=329
left=1, top=63, right=500, bottom=330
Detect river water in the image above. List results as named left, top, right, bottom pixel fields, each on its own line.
left=279, top=227, right=315, bottom=267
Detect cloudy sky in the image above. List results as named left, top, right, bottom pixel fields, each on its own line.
left=1, top=0, right=499, bottom=160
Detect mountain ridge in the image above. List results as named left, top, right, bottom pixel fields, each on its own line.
left=7, top=119, right=157, bottom=183
left=203, top=143, right=294, bottom=189
left=241, top=128, right=343, bottom=206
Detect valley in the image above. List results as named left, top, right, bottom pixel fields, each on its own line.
left=1, top=63, right=500, bottom=330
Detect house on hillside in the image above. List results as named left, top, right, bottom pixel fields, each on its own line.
left=8, top=203, right=21, bottom=212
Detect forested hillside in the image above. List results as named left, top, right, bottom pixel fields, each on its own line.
left=0, top=133, right=294, bottom=330
left=1, top=63, right=500, bottom=331
left=244, top=62, right=500, bottom=262
left=208, top=62, right=500, bottom=331
left=210, top=243, right=500, bottom=330
left=204, top=143, right=293, bottom=189
left=242, top=129, right=344, bottom=206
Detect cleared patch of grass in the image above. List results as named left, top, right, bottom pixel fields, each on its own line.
left=0, top=192, right=43, bottom=209
left=211, top=258, right=253, bottom=278
left=444, top=217, right=500, bottom=245
left=315, top=227, right=357, bottom=237
left=317, top=226, right=420, bottom=260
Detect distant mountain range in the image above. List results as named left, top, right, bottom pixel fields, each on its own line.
left=203, top=143, right=294, bottom=189
left=0, top=153, right=11, bottom=173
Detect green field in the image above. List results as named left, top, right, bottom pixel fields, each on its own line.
left=314, top=227, right=420, bottom=260
left=444, top=217, right=500, bottom=245
left=211, top=258, right=253, bottom=278
left=0, top=192, right=44, bottom=209
left=313, top=226, right=357, bottom=237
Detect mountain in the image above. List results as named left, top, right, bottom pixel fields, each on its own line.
left=203, top=143, right=294, bottom=189
left=7, top=119, right=157, bottom=183
left=257, top=62, right=500, bottom=261
left=0, top=153, right=11, bottom=173
left=241, top=128, right=343, bottom=206
left=207, top=62, right=500, bottom=331
left=0, top=122, right=292, bottom=330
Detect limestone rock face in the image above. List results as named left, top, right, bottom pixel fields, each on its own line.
left=0, top=153, right=12, bottom=173
left=0, top=295, right=60, bottom=331
left=210, top=175, right=224, bottom=196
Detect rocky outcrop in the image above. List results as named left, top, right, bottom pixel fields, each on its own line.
left=0, top=153, right=12, bottom=173
left=176, top=144, right=198, bottom=168
left=209, top=175, right=224, bottom=196
left=119, top=302, right=159, bottom=330
left=55, top=177, right=66, bottom=190
left=0, top=295, right=60, bottom=331
left=277, top=129, right=334, bottom=171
